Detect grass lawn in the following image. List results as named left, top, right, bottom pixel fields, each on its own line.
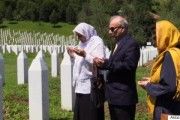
left=1, top=52, right=150, bottom=120
left=1, top=21, right=75, bottom=36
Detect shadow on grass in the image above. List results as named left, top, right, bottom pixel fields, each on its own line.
left=52, top=25, right=62, bottom=28
left=0, top=25, right=7, bottom=28
left=8, top=21, right=18, bottom=24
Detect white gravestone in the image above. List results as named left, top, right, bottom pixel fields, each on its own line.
left=51, top=49, right=59, bottom=77
left=2, top=45, right=5, bottom=54
left=6, top=45, right=11, bottom=53
left=11, top=45, right=18, bottom=55
left=36, top=50, right=45, bottom=59
left=28, top=56, right=49, bottom=120
left=60, top=50, right=75, bottom=111
left=0, top=53, right=4, bottom=85
left=17, top=51, right=28, bottom=84
left=138, top=48, right=143, bottom=66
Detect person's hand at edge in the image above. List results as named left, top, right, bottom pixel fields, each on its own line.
left=138, top=77, right=150, bottom=89
left=67, top=46, right=75, bottom=58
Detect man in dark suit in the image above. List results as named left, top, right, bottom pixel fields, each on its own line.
left=94, top=16, right=140, bottom=120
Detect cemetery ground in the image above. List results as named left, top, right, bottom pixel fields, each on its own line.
left=1, top=21, right=75, bottom=36
left=3, top=52, right=150, bottom=120
left=1, top=20, right=152, bottom=119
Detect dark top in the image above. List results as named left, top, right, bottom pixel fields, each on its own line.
left=100, top=34, right=140, bottom=105
left=145, top=52, right=180, bottom=120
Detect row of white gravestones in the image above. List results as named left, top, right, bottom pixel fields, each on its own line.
left=0, top=29, right=76, bottom=46
left=8, top=45, right=157, bottom=91
left=1, top=45, right=66, bottom=55
left=17, top=49, right=61, bottom=85
left=138, top=46, right=158, bottom=66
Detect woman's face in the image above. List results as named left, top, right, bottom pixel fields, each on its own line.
left=76, top=33, right=86, bottom=43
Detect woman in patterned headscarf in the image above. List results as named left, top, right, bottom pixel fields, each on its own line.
left=138, top=20, right=180, bottom=120
left=67, top=22, right=105, bottom=120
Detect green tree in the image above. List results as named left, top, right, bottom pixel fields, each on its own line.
left=5, top=5, right=13, bottom=20
left=49, top=10, right=59, bottom=27
left=120, top=0, right=157, bottom=45
left=155, top=0, right=180, bottom=27
left=66, top=3, right=77, bottom=23
left=78, top=0, right=157, bottom=48
left=0, top=12, right=3, bottom=25
left=16, top=0, right=28, bottom=20
left=66, top=0, right=88, bottom=23
left=77, top=0, right=120, bottom=49
left=56, top=0, right=70, bottom=21
left=39, top=0, right=58, bottom=21
left=0, top=0, right=5, bottom=16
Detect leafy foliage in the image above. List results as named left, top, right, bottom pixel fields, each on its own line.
left=49, top=10, right=59, bottom=27
left=77, top=0, right=157, bottom=48
left=155, top=0, right=180, bottom=28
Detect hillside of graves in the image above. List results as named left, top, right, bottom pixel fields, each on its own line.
left=0, top=21, right=75, bottom=36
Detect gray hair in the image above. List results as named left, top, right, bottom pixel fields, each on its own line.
left=110, top=15, right=128, bottom=29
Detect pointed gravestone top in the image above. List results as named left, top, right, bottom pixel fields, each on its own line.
left=36, top=50, right=45, bottom=60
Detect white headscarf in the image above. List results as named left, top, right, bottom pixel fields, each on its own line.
left=72, top=23, right=98, bottom=86
left=73, top=22, right=97, bottom=42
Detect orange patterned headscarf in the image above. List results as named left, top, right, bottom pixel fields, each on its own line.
left=147, top=20, right=180, bottom=113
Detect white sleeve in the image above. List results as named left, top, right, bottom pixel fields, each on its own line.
left=84, top=41, right=105, bottom=64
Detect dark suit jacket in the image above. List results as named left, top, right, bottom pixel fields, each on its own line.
left=102, top=34, right=140, bottom=106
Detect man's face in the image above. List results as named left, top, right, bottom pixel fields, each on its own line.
left=108, top=20, right=124, bottom=39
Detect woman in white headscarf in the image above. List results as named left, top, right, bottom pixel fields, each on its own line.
left=67, top=23, right=105, bottom=120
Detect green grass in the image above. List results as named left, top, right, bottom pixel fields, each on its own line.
left=135, top=67, right=151, bottom=120
left=1, top=21, right=75, bottom=36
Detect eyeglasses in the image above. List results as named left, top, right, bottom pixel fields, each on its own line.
left=109, top=26, right=122, bottom=32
